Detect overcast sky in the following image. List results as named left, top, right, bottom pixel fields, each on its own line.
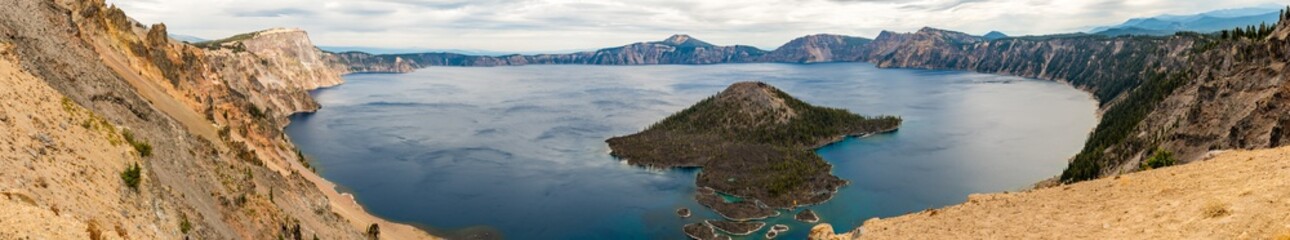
left=106, top=0, right=1289, bottom=52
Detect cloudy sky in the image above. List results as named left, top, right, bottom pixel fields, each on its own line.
left=106, top=0, right=1288, bottom=52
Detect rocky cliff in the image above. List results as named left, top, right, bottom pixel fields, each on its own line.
left=0, top=0, right=434, bottom=239
left=760, top=34, right=872, bottom=63
left=857, top=23, right=1290, bottom=183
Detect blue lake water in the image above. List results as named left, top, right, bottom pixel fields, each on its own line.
left=285, top=63, right=1097, bottom=239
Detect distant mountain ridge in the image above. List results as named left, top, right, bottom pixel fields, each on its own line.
left=329, top=33, right=873, bottom=72
left=1090, top=6, right=1282, bottom=36
left=983, top=31, right=1008, bottom=40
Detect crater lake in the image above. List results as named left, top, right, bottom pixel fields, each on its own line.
left=285, top=63, right=1097, bottom=239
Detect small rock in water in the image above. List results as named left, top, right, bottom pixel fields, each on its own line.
left=677, top=208, right=692, bottom=218
left=764, top=224, right=789, bottom=239
left=795, top=209, right=819, bottom=223
left=772, top=224, right=789, bottom=232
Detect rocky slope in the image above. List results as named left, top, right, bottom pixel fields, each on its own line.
left=809, top=145, right=1290, bottom=239
left=0, top=0, right=434, bottom=239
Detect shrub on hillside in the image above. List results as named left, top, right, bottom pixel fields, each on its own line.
left=366, top=223, right=380, bottom=240
left=179, top=213, right=192, bottom=234
left=1201, top=201, right=1229, bottom=218
left=1142, top=148, right=1177, bottom=170
left=122, top=130, right=152, bottom=157
left=121, top=163, right=142, bottom=190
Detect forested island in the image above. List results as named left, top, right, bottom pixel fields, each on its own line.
left=606, top=81, right=899, bottom=237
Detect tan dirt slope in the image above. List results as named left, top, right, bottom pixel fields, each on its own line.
left=811, top=147, right=1290, bottom=239
left=0, top=0, right=437, bottom=239
left=0, top=44, right=150, bottom=239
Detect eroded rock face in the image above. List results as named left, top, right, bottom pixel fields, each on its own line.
left=808, top=224, right=852, bottom=240
left=761, top=34, right=872, bottom=63
left=236, top=28, right=344, bottom=90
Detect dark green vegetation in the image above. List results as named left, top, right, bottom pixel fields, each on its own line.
left=121, top=162, right=142, bottom=190
left=365, top=224, right=380, bottom=240
left=1061, top=73, right=1189, bottom=182
left=121, top=129, right=152, bottom=157
left=1142, top=148, right=1177, bottom=169
left=1219, top=21, right=1278, bottom=40
left=642, top=83, right=900, bottom=149
left=1217, top=7, right=1290, bottom=40
left=190, top=31, right=258, bottom=52
left=607, top=81, right=900, bottom=210
left=180, top=213, right=193, bottom=234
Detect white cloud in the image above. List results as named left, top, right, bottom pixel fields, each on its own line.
left=106, top=0, right=1290, bottom=52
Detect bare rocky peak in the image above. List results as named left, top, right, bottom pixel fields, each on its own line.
left=664, top=34, right=693, bottom=44
left=715, top=81, right=798, bottom=124
left=657, top=34, right=716, bottom=47
left=915, top=27, right=985, bottom=43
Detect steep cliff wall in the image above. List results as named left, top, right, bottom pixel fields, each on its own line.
left=858, top=23, right=1290, bottom=183
left=0, top=0, right=433, bottom=239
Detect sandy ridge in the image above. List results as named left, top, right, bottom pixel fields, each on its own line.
left=811, top=147, right=1290, bottom=239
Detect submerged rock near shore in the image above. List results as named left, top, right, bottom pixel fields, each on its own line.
left=607, top=81, right=900, bottom=236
